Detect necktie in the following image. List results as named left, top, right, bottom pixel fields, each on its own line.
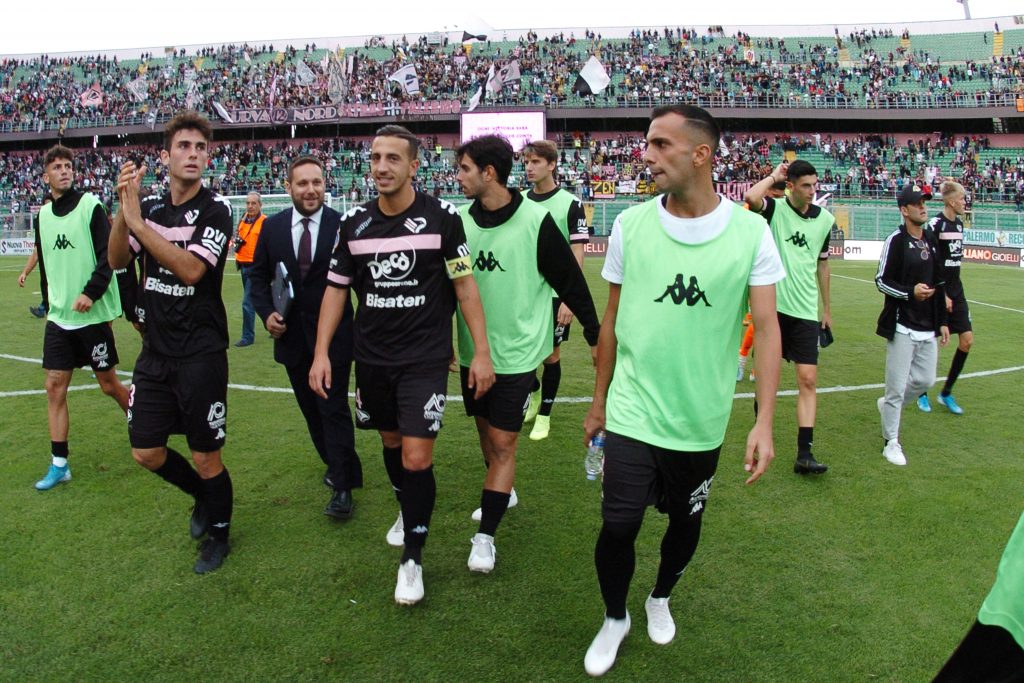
left=298, top=217, right=311, bottom=281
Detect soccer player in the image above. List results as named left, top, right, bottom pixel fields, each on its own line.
left=874, top=185, right=950, bottom=466
left=918, top=181, right=972, bottom=415
left=109, top=111, right=236, bottom=574
left=520, top=139, right=590, bottom=441
left=582, top=105, right=783, bottom=677
left=310, top=124, right=494, bottom=606
left=32, top=145, right=130, bottom=490
left=745, top=160, right=834, bottom=475
left=233, top=192, right=265, bottom=347
left=455, top=134, right=600, bottom=575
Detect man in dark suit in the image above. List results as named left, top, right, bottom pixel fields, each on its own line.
left=249, top=154, right=362, bottom=518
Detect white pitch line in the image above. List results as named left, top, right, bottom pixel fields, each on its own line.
left=833, top=274, right=1024, bottom=314
left=3, top=352, right=1022, bottom=401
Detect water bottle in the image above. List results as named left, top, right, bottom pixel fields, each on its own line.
left=585, top=430, right=606, bottom=480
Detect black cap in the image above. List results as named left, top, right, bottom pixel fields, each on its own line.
left=897, top=184, right=933, bottom=206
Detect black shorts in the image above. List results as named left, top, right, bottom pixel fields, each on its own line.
left=947, top=292, right=972, bottom=334
left=460, top=366, right=536, bottom=433
left=354, top=361, right=450, bottom=439
left=778, top=312, right=820, bottom=365
left=552, top=298, right=571, bottom=347
left=128, top=349, right=228, bottom=452
left=601, top=431, right=721, bottom=525
left=42, top=321, right=120, bottom=372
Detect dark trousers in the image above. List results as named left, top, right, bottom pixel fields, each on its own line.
left=284, top=355, right=362, bottom=491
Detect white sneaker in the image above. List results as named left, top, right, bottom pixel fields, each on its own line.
left=645, top=594, right=676, bottom=644
left=386, top=511, right=404, bottom=547
left=467, top=533, right=496, bottom=573
left=471, top=487, right=518, bottom=521
left=584, top=613, right=631, bottom=677
left=882, top=439, right=907, bottom=466
left=394, top=559, right=424, bottom=605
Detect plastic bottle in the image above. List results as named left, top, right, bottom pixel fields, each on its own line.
left=585, top=430, right=606, bottom=480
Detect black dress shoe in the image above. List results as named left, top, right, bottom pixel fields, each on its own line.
left=324, top=489, right=354, bottom=519
left=794, top=454, right=829, bottom=475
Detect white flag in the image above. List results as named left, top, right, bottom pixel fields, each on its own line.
left=468, top=84, right=482, bottom=111
left=573, top=55, right=610, bottom=96
left=212, top=101, right=235, bottom=123
left=295, top=60, right=316, bottom=87
left=484, top=63, right=498, bottom=96
left=388, top=63, right=420, bottom=95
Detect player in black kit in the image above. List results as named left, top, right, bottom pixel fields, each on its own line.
left=918, top=180, right=972, bottom=415
left=310, top=125, right=494, bottom=606
left=109, top=111, right=235, bottom=574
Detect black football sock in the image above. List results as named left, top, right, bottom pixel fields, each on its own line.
left=153, top=448, right=203, bottom=498
left=797, top=427, right=814, bottom=458
left=382, top=445, right=403, bottom=503
left=538, top=361, right=561, bottom=417
left=201, top=468, right=233, bottom=542
left=941, top=349, right=969, bottom=396
left=477, top=489, right=511, bottom=537
left=652, top=511, right=706, bottom=599
left=51, top=441, right=69, bottom=463
left=400, top=466, right=435, bottom=565
left=594, top=520, right=642, bottom=620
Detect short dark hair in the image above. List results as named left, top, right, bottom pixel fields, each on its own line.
left=375, top=124, right=420, bottom=158
left=787, top=160, right=817, bottom=181
left=43, top=145, right=74, bottom=167
left=163, top=110, right=213, bottom=150
left=771, top=180, right=787, bottom=191
left=455, top=135, right=514, bottom=186
left=650, top=104, right=721, bottom=154
left=287, top=154, right=324, bottom=181
left=521, top=139, right=558, bottom=164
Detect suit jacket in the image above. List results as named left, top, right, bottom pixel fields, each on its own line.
left=249, top=205, right=354, bottom=368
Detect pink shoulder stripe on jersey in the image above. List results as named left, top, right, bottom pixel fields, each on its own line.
left=188, top=243, right=216, bottom=267
left=569, top=233, right=590, bottom=242
left=348, top=233, right=442, bottom=255
left=938, top=232, right=962, bottom=240
left=327, top=271, right=352, bottom=285
left=144, top=219, right=197, bottom=243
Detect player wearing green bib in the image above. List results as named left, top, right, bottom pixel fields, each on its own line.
left=582, top=105, right=783, bottom=677
left=936, top=510, right=1024, bottom=680
left=455, top=135, right=600, bottom=575
left=520, top=139, right=590, bottom=442
left=745, top=160, right=834, bottom=475
left=33, top=145, right=130, bottom=491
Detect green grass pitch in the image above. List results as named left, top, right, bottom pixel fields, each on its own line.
left=1, top=254, right=1022, bottom=681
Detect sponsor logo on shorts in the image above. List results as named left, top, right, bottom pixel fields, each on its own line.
left=207, top=401, right=226, bottom=431
left=428, top=420, right=441, bottom=433
left=91, top=342, right=110, bottom=369
left=688, top=477, right=714, bottom=515
left=423, top=393, right=446, bottom=421
left=364, top=293, right=426, bottom=308
left=354, top=388, right=370, bottom=423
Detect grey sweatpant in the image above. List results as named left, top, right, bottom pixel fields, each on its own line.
left=881, top=331, right=938, bottom=442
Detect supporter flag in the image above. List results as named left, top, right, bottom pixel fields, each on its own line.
left=243, top=50, right=252, bottom=64
left=484, top=63, right=498, bottom=95
left=468, top=83, right=483, bottom=111
left=137, top=63, right=148, bottom=75
left=268, top=75, right=279, bottom=112
left=212, top=101, right=235, bottom=123
left=462, top=31, right=487, bottom=42
left=274, top=52, right=286, bottom=65
left=388, top=63, right=420, bottom=95
left=79, top=83, right=103, bottom=107
left=146, top=110, right=158, bottom=131
left=126, top=76, right=148, bottom=103
left=573, top=55, right=610, bottom=96
left=496, top=60, right=521, bottom=88
left=295, top=60, right=316, bottom=87
left=193, top=57, right=204, bottom=70
left=744, top=48, right=756, bottom=63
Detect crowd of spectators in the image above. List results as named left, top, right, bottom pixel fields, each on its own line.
left=1, top=24, right=1022, bottom=133
left=3, top=131, right=1021, bottom=231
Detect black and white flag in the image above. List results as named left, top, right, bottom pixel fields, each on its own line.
left=573, top=55, right=610, bottom=95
